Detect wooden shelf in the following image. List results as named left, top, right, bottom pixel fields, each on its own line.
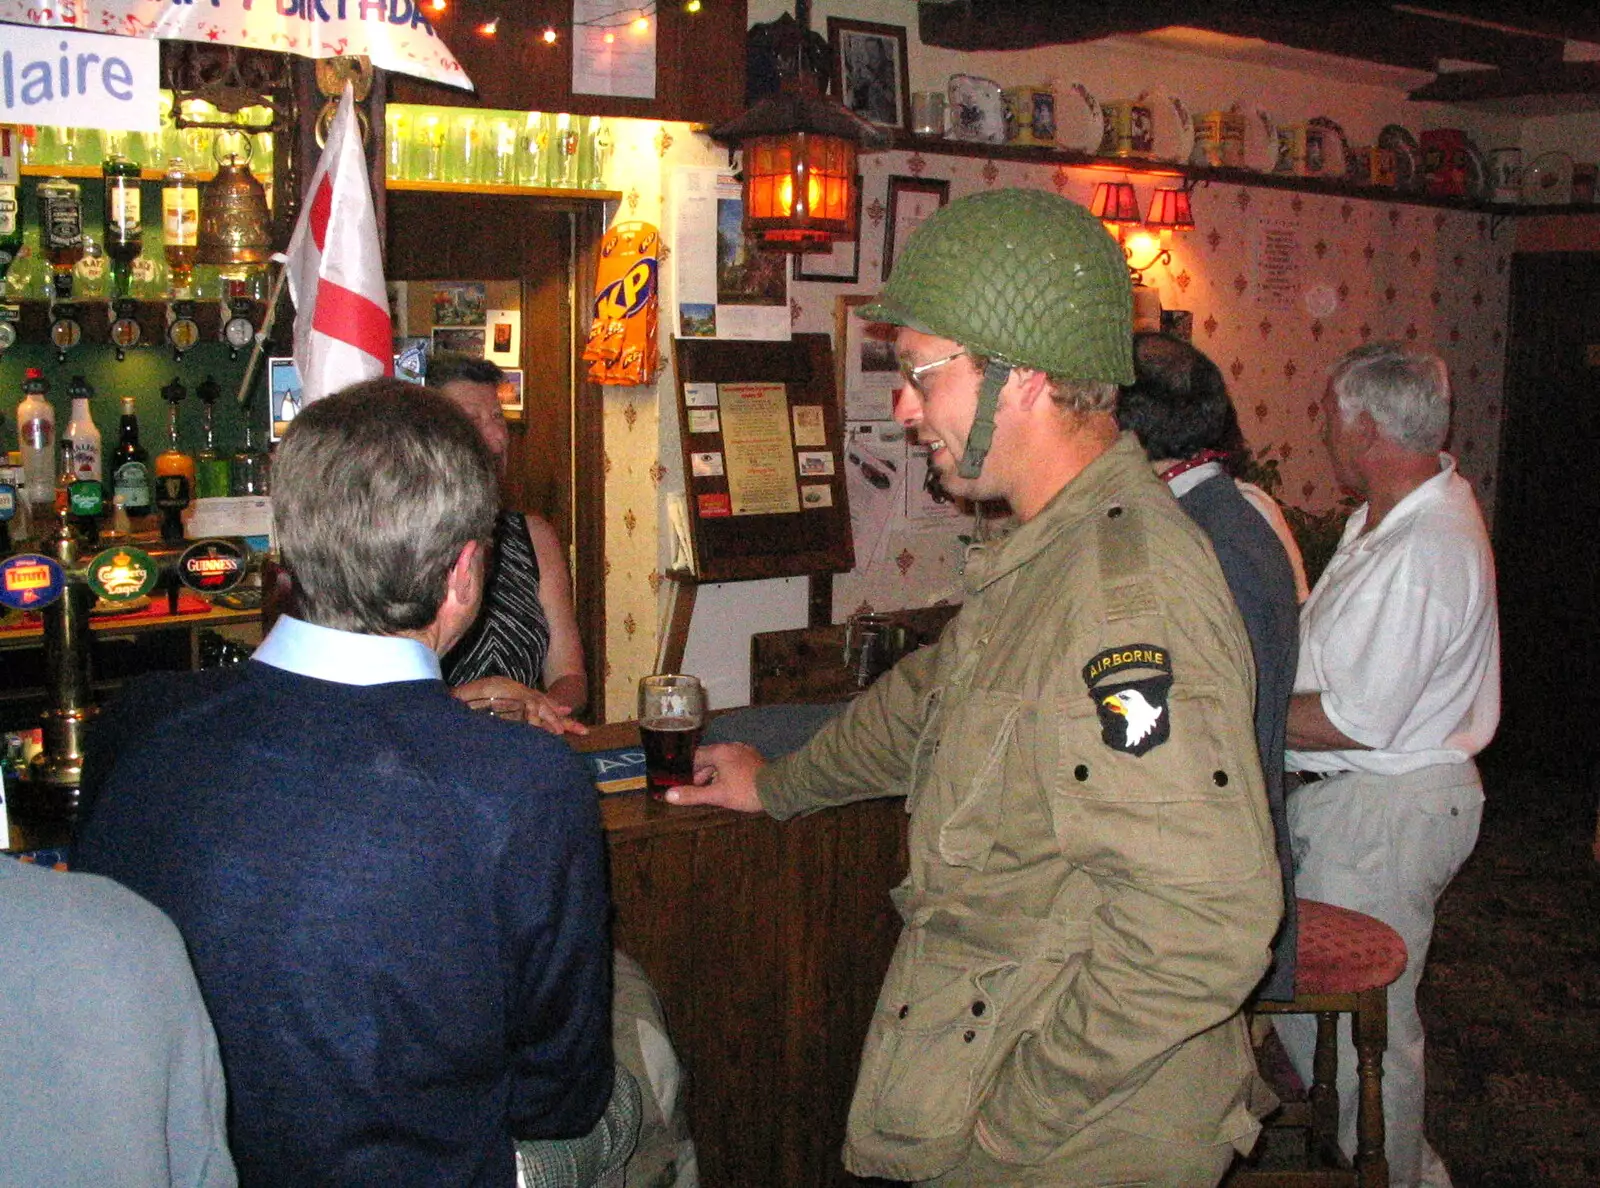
left=384, top=178, right=621, bottom=201
left=873, top=132, right=1596, bottom=218
left=20, top=164, right=218, bottom=182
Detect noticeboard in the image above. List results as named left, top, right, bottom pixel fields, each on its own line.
left=671, top=334, right=855, bottom=583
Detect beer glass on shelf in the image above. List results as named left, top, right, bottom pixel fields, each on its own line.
left=638, top=674, right=707, bottom=801
left=547, top=114, right=580, bottom=189
left=385, top=106, right=411, bottom=179
left=450, top=110, right=485, bottom=183
left=517, top=112, right=549, bottom=187
left=487, top=115, right=519, bottom=185
left=411, top=109, right=446, bottom=182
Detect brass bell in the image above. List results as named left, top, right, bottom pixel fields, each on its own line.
left=196, top=132, right=272, bottom=277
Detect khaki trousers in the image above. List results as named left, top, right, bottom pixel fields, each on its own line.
left=918, top=1125, right=1236, bottom=1188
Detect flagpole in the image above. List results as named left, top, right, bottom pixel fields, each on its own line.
left=235, top=260, right=291, bottom=409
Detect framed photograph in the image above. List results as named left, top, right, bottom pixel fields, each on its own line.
left=497, top=368, right=524, bottom=421
left=828, top=18, right=911, bottom=133
left=792, top=175, right=864, bottom=284
left=836, top=294, right=901, bottom=422
left=883, top=176, right=950, bottom=282
left=267, top=356, right=302, bottom=444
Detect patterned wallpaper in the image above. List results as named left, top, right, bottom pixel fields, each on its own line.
left=591, top=124, right=1510, bottom=719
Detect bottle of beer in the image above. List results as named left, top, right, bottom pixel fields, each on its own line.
left=102, top=155, right=144, bottom=301
left=194, top=376, right=231, bottom=499
left=113, top=395, right=152, bottom=517
left=161, top=158, right=199, bottom=298
left=154, top=378, right=195, bottom=544
left=37, top=176, right=84, bottom=300
left=0, top=180, right=22, bottom=283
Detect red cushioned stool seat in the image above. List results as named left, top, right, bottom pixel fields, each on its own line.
left=1225, top=900, right=1410, bottom=1188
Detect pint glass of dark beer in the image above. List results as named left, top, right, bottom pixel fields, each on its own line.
left=638, top=673, right=706, bottom=800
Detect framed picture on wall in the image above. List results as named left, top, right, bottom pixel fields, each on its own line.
left=793, top=175, right=864, bottom=284
left=883, top=176, right=950, bottom=282
left=836, top=294, right=902, bottom=422
left=828, top=18, right=911, bottom=133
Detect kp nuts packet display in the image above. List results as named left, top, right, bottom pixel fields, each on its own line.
left=583, top=222, right=659, bottom=386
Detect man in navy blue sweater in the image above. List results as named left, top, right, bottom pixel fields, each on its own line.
left=75, top=380, right=615, bottom=1187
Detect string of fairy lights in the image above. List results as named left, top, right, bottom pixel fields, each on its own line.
left=426, top=0, right=702, bottom=42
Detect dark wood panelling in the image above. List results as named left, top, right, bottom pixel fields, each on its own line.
left=389, top=0, right=747, bottom=125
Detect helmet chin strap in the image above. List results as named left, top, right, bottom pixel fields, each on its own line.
left=955, top=360, right=1013, bottom=479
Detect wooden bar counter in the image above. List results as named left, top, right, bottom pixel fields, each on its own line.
left=588, top=721, right=908, bottom=1188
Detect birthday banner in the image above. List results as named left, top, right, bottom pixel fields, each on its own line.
left=0, top=25, right=160, bottom=130
left=0, top=0, right=471, bottom=90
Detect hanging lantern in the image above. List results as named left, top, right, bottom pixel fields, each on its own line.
left=710, top=11, right=888, bottom=252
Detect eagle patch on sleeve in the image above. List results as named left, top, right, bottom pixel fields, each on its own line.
left=1083, top=644, right=1173, bottom=756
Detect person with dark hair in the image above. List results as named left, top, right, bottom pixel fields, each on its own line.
left=75, top=379, right=621, bottom=1187
left=1118, top=331, right=1300, bottom=1001
left=425, top=351, right=588, bottom=735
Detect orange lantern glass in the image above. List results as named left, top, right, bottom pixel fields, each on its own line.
left=743, top=131, right=858, bottom=248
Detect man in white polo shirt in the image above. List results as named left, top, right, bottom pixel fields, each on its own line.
left=1279, top=342, right=1500, bottom=1188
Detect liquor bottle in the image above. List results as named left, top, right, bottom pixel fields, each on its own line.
left=66, top=377, right=102, bottom=489
left=162, top=158, right=199, bottom=297
left=112, top=395, right=152, bottom=517
left=102, top=155, right=144, bottom=301
left=194, top=377, right=231, bottom=498
left=37, top=176, right=84, bottom=300
left=0, top=180, right=21, bottom=283
left=153, top=378, right=195, bottom=543
left=16, top=369, right=55, bottom=519
left=229, top=414, right=269, bottom=496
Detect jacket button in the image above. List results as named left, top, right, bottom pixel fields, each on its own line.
left=972, top=1000, right=986, bottom=1017
left=963, top=1030, right=976, bottom=1043
left=1450, top=806, right=1459, bottom=816
left=1074, top=764, right=1089, bottom=782
left=1107, top=506, right=1123, bottom=518
left=898, top=1004, right=909, bottom=1019
left=1213, top=770, right=1229, bottom=787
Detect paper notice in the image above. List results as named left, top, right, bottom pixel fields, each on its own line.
left=719, top=382, right=800, bottom=515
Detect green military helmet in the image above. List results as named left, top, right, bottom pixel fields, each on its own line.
left=860, top=188, right=1135, bottom=386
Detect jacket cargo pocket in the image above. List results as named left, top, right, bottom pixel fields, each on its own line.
left=922, top=692, right=1023, bottom=870
left=856, top=950, right=1018, bottom=1142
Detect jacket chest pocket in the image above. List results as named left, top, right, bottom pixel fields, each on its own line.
left=909, top=690, right=1025, bottom=871
left=854, top=946, right=1020, bottom=1143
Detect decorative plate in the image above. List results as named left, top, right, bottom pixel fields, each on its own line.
left=1139, top=86, right=1191, bottom=163
left=1523, top=151, right=1574, bottom=205
left=1378, top=124, right=1422, bottom=191
left=1059, top=81, right=1102, bottom=151
left=1309, top=116, right=1350, bottom=179
left=947, top=74, right=1007, bottom=144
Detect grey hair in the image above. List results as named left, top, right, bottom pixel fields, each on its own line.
left=1329, top=341, right=1451, bottom=453
left=273, top=378, right=499, bottom=635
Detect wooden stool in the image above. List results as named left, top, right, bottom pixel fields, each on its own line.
left=1229, top=899, right=1409, bottom=1188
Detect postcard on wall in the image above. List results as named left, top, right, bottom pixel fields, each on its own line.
left=687, top=409, right=721, bottom=435
left=431, top=283, right=487, bottom=327
left=498, top=369, right=525, bottom=418
left=486, top=308, right=521, bottom=367
left=791, top=404, right=826, bottom=447
left=797, top=451, right=836, bottom=477
left=719, top=382, right=800, bottom=515
left=684, top=382, right=719, bottom=408
left=670, top=166, right=789, bottom=342
left=691, top=450, right=725, bottom=477
left=801, top=484, right=834, bottom=509
left=846, top=421, right=907, bottom=563
left=837, top=295, right=900, bottom=421
left=433, top=327, right=486, bottom=357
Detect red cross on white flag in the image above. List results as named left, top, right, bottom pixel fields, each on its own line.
left=281, top=82, right=392, bottom=406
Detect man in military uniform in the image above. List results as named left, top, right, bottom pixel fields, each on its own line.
left=672, top=189, right=1282, bottom=1187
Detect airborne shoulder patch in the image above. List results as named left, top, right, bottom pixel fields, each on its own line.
left=1082, top=644, right=1173, bottom=757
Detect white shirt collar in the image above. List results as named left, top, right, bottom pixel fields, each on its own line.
left=252, top=615, right=442, bottom=685
left=1163, top=459, right=1225, bottom=500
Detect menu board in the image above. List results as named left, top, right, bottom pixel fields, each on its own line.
left=671, top=335, right=854, bottom=582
